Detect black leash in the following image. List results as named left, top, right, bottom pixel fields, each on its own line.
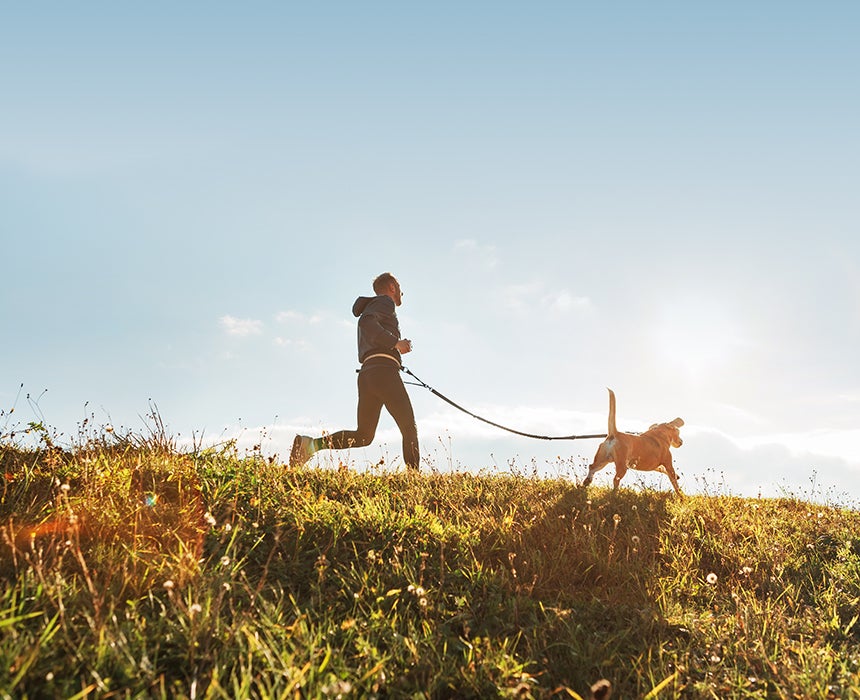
left=400, top=365, right=607, bottom=441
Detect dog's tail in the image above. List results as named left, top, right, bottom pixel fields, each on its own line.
left=607, top=388, right=617, bottom=438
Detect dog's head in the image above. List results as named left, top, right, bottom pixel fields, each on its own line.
left=648, top=417, right=684, bottom=447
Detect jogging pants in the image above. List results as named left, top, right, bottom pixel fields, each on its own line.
left=326, top=363, right=420, bottom=469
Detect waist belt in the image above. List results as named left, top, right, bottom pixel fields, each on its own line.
left=361, top=353, right=400, bottom=366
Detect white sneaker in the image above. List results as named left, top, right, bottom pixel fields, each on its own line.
left=289, top=435, right=314, bottom=467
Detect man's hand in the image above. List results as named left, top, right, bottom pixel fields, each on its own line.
left=396, top=339, right=413, bottom=354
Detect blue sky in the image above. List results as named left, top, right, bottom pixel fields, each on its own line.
left=3, top=3, right=859, bottom=501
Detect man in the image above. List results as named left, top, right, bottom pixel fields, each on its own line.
left=290, top=272, right=420, bottom=470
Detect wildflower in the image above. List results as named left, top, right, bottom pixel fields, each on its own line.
left=105, top=425, right=114, bottom=434
left=45, top=672, right=54, bottom=682
left=321, top=680, right=353, bottom=697
left=613, top=513, right=622, bottom=525
left=631, top=535, right=641, bottom=546
left=418, top=597, right=428, bottom=608
left=60, top=483, right=70, bottom=493
left=220, top=556, right=230, bottom=567
left=741, top=566, right=753, bottom=576
left=222, top=582, right=231, bottom=591
left=224, top=523, right=232, bottom=532
left=706, top=572, right=718, bottom=585
left=189, top=603, right=202, bottom=615
left=204, top=512, right=216, bottom=527
left=414, top=586, right=425, bottom=598
left=163, top=579, right=175, bottom=590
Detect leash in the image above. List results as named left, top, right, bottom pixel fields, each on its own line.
left=400, top=365, right=607, bottom=441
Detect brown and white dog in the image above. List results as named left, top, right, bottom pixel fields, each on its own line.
left=583, top=389, right=684, bottom=495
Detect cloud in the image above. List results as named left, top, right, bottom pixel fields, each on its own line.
left=501, top=282, right=592, bottom=316
left=219, top=315, right=264, bottom=337
left=274, top=337, right=311, bottom=350
left=542, top=290, right=592, bottom=313
left=275, top=310, right=324, bottom=325
left=454, top=239, right=499, bottom=268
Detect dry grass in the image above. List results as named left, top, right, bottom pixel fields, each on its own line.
left=1, top=416, right=859, bottom=698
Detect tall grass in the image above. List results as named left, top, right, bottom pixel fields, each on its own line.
left=1, top=418, right=859, bottom=698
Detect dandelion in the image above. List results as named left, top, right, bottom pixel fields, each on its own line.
left=224, top=523, right=232, bottom=532
left=414, top=586, right=425, bottom=598
left=706, top=572, right=718, bottom=585
left=418, top=597, right=428, bottom=608
left=189, top=603, right=202, bottom=616
left=220, top=556, right=230, bottom=567
left=45, top=672, right=54, bottom=682
left=163, top=579, right=175, bottom=590
left=741, top=566, right=753, bottom=576
left=222, top=582, right=231, bottom=591
left=204, top=512, right=216, bottom=527
left=60, top=483, right=70, bottom=493
left=631, top=535, right=641, bottom=546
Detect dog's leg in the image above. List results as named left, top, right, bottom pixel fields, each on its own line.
left=663, top=459, right=683, bottom=496
left=582, top=463, right=605, bottom=487
left=612, top=464, right=628, bottom=491
left=583, top=442, right=613, bottom=487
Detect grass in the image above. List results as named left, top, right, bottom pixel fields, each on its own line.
left=1, top=417, right=859, bottom=698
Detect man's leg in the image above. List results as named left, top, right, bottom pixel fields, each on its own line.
left=376, top=368, right=420, bottom=470
left=316, top=368, right=384, bottom=450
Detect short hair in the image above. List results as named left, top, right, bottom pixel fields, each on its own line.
left=373, top=272, right=398, bottom=294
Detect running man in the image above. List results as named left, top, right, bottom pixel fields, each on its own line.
left=290, top=272, right=420, bottom=470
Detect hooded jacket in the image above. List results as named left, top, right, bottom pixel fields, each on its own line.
left=352, top=295, right=402, bottom=364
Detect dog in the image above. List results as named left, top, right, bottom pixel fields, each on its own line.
left=583, top=389, right=684, bottom=495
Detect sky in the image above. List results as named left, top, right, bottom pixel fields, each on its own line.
left=3, top=2, right=859, bottom=503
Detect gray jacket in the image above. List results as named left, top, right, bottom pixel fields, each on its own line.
left=352, top=295, right=402, bottom=363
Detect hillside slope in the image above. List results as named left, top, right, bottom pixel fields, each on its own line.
left=2, top=439, right=859, bottom=698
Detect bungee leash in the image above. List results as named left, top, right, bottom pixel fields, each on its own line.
left=400, top=365, right=607, bottom=441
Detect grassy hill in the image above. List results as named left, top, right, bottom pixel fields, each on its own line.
left=2, top=424, right=859, bottom=699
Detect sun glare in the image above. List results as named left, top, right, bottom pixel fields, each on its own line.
left=653, top=299, right=747, bottom=380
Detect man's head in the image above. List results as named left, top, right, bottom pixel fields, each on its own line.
left=373, top=272, right=403, bottom=306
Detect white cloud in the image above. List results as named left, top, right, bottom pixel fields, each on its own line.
left=274, top=337, right=310, bottom=350
left=501, top=281, right=543, bottom=313
left=501, top=282, right=592, bottom=316
left=542, top=290, right=592, bottom=313
left=276, top=310, right=324, bottom=324
left=454, top=239, right=499, bottom=268
left=219, top=315, right=263, bottom=337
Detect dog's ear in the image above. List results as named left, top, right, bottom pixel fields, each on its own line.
left=670, top=418, right=684, bottom=428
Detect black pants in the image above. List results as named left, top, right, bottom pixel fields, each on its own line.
left=326, top=362, right=420, bottom=469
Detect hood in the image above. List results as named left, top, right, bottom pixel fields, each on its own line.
left=352, top=296, right=375, bottom=317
